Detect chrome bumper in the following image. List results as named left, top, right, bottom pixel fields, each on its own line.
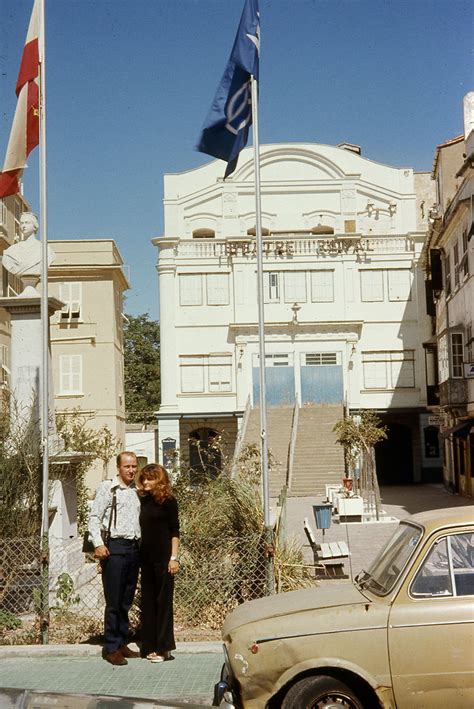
left=213, top=679, right=237, bottom=708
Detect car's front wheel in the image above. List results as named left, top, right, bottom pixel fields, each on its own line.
left=281, top=675, right=364, bottom=709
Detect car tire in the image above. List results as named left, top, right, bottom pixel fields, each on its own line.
left=281, top=675, right=365, bottom=709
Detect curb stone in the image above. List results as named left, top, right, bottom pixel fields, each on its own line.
left=0, top=641, right=223, bottom=659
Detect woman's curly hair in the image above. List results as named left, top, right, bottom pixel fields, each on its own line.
left=137, top=463, right=173, bottom=504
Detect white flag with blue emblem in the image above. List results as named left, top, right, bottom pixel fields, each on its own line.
left=197, top=0, right=260, bottom=178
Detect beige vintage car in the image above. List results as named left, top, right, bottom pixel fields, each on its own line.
left=214, top=506, right=473, bottom=708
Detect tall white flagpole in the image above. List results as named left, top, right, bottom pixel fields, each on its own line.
left=251, top=75, right=274, bottom=594
left=38, top=0, right=50, bottom=643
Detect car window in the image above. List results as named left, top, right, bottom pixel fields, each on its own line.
left=411, top=532, right=474, bottom=598
left=451, top=533, right=474, bottom=596
left=363, top=523, right=422, bottom=595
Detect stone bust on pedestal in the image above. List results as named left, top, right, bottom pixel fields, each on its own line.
left=2, top=212, right=55, bottom=291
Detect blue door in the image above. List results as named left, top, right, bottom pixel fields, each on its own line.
left=301, top=365, right=343, bottom=404
left=253, top=366, right=295, bottom=406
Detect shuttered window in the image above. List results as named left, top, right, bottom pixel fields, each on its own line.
left=264, top=272, right=280, bottom=303
left=388, top=270, right=411, bottom=301
left=206, top=273, right=229, bottom=305
left=311, top=271, right=334, bottom=302
left=284, top=271, right=306, bottom=303
left=360, top=270, right=384, bottom=301
left=60, top=354, right=83, bottom=394
left=60, top=282, right=82, bottom=320
left=209, top=355, right=232, bottom=392
left=363, top=351, right=415, bottom=389
left=451, top=333, right=464, bottom=378
left=180, top=356, right=205, bottom=392
left=180, top=354, right=232, bottom=393
left=179, top=274, right=202, bottom=306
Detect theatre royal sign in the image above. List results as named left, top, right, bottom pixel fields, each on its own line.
left=224, top=237, right=375, bottom=257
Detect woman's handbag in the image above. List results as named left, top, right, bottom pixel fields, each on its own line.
left=82, top=489, right=117, bottom=554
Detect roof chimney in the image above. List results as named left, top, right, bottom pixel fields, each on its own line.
left=337, top=143, right=361, bottom=155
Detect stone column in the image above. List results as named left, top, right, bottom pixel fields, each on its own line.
left=153, top=237, right=180, bottom=466
left=154, top=238, right=179, bottom=412
left=0, top=292, right=63, bottom=429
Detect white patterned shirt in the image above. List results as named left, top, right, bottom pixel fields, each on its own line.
left=88, top=477, right=141, bottom=548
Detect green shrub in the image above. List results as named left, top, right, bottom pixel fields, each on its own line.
left=0, top=609, right=22, bottom=631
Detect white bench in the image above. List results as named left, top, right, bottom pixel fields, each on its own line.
left=319, top=541, right=350, bottom=559
left=303, top=518, right=350, bottom=579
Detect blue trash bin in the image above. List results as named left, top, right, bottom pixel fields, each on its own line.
left=313, top=503, right=332, bottom=531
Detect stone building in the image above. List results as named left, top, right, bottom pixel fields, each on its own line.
left=424, top=93, right=474, bottom=497
left=49, top=239, right=129, bottom=488
left=0, top=193, right=129, bottom=491
left=0, top=192, right=30, bottom=389
left=153, top=142, right=437, bottom=492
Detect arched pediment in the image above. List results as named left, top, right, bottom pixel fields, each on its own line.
left=234, top=146, right=346, bottom=182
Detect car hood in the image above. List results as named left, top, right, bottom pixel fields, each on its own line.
left=222, top=583, right=369, bottom=637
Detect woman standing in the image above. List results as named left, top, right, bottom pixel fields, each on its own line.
left=137, top=464, right=180, bottom=662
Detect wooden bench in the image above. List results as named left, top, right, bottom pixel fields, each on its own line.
left=319, top=541, right=350, bottom=559
left=303, top=518, right=349, bottom=579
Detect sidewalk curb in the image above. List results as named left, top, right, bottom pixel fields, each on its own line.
left=0, top=641, right=223, bottom=659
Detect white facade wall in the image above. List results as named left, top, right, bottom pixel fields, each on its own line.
left=154, top=143, right=435, bottom=477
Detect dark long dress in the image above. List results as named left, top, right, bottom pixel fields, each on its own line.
left=139, top=494, right=180, bottom=656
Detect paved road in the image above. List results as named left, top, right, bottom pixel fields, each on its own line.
left=0, top=643, right=223, bottom=706
left=284, top=483, right=472, bottom=578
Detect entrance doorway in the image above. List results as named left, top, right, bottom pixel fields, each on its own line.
left=375, top=422, right=413, bottom=484
left=188, top=427, right=222, bottom=482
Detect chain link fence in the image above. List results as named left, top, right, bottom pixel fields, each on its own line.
left=0, top=531, right=277, bottom=644
left=0, top=538, right=42, bottom=640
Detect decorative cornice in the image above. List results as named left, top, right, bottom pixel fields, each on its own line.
left=0, top=294, right=64, bottom=317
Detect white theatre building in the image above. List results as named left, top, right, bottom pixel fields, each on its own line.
left=153, top=142, right=439, bottom=489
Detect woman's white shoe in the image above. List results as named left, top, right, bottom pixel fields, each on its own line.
left=147, top=652, right=166, bottom=663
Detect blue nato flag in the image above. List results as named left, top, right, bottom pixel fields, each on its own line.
left=196, top=0, right=260, bottom=178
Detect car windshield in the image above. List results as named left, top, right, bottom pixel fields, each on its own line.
left=356, top=522, right=422, bottom=596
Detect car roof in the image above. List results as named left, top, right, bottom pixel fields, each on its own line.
left=402, top=505, right=473, bottom=532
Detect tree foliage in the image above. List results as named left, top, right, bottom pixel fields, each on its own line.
left=0, top=396, right=42, bottom=538
left=333, top=410, right=387, bottom=517
left=0, top=399, right=121, bottom=539
left=333, top=410, right=387, bottom=476
left=55, top=411, right=121, bottom=532
left=123, top=313, right=160, bottom=424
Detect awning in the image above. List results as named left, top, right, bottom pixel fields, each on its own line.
left=441, top=420, right=474, bottom=438
left=453, top=421, right=473, bottom=438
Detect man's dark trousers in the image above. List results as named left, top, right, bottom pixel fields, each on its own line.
left=101, top=538, right=140, bottom=653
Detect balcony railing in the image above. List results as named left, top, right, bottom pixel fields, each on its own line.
left=174, top=234, right=415, bottom=259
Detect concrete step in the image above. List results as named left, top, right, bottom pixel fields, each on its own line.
left=239, top=404, right=345, bottom=497
left=241, top=406, right=295, bottom=496
left=290, top=404, right=344, bottom=495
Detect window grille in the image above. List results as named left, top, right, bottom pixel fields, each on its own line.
left=305, top=352, right=337, bottom=366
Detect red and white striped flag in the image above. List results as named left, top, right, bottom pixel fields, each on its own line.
left=0, top=0, right=40, bottom=198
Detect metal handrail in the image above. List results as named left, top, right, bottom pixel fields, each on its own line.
left=230, top=395, right=251, bottom=478
left=286, top=396, right=300, bottom=489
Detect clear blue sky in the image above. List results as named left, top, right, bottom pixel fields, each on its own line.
left=1, top=0, right=472, bottom=319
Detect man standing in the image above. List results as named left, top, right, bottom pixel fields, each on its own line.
left=88, top=451, right=141, bottom=665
